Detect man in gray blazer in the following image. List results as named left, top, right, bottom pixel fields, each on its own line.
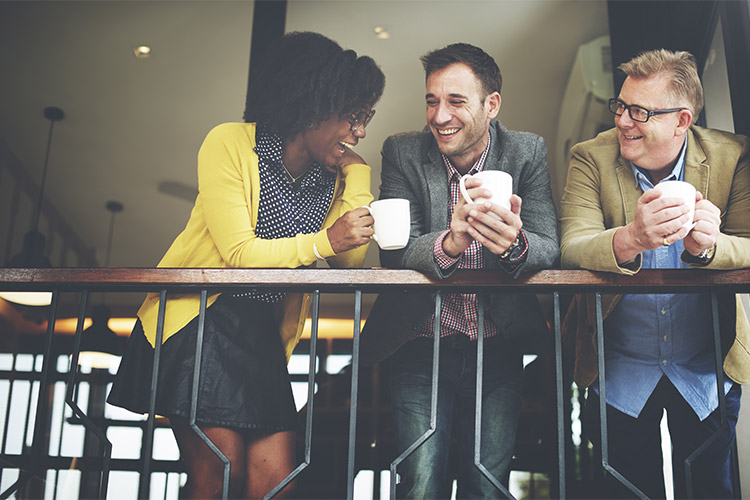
left=362, top=43, right=559, bottom=498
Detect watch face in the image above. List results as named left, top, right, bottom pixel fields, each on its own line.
left=499, top=237, right=520, bottom=261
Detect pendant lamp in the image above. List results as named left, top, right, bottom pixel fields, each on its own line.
left=0, top=106, right=64, bottom=307
left=78, top=201, right=124, bottom=370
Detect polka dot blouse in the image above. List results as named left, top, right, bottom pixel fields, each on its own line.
left=235, top=128, right=336, bottom=302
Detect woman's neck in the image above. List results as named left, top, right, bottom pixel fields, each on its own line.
left=281, top=135, right=312, bottom=178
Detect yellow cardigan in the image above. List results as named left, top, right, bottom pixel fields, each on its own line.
left=137, top=122, right=373, bottom=360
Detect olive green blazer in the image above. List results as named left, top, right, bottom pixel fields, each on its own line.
left=560, top=125, right=750, bottom=387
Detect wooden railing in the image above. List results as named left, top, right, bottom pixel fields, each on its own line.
left=1, top=267, right=749, bottom=499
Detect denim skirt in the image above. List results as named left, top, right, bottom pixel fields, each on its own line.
left=107, top=294, right=297, bottom=432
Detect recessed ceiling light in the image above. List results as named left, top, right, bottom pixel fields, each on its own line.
left=374, top=26, right=390, bottom=39
left=133, top=45, right=152, bottom=59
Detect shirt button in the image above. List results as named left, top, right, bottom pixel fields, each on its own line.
left=661, top=308, right=666, bottom=315
left=662, top=359, right=668, bottom=365
left=663, top=335, right=668, bottom=342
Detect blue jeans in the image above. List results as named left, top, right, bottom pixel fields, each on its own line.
left=388, top=335, right=523, bottom=499
left=585, top=376, right=741, bottom=499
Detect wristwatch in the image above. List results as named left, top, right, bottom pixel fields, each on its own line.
left=686, top=244, right=715, bottom=265
left=696, top=246, right=714, bottom=264
left=499, top=238, right=520, bottom=260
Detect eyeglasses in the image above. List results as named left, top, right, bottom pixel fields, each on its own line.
left=608, top=98, right=685, bottom=123
left=348, top=109, right=376, bottom=131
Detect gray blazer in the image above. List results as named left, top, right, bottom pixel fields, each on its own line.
left=361, top=120, right=560, bottom=364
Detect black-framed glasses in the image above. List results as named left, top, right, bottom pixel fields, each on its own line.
left=608, top=98, right=685, bottom=123
left=348, top=109, right=376, bottom=131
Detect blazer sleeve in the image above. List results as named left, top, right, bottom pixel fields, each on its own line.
left=379, top=135, right=452, bottom=279
left=691, top=137, right=750, bottom=270
left=560, top=142, right=641, bottom=274
left=500, top=135, right=560, bottom=277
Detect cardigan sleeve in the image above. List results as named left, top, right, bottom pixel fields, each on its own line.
left=324, top=161, right=374, bottom=268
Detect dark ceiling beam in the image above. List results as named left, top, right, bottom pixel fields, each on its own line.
left=606, top=0, right=750, bottom=134
left=606, top=0, right=718, bottom=93
left=244, top=0, right=287, bottom=122
left=720, top=0, right=750, bottom=137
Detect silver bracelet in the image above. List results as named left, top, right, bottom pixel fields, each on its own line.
left=313, top=242, right=325, bottom=260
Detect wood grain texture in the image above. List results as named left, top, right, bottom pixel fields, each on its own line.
left=1, top=267, right=750, bottom=294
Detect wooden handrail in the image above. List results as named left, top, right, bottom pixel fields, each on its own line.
left=1, top=267, right=750, bottom=294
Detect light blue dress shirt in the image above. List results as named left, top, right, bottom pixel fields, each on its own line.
left=602, top=137, right=732, bottom=420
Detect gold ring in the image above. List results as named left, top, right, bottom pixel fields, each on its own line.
left=663, top=237, right=670, bottom=247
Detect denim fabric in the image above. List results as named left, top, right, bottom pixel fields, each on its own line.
left=388, top=335, right=523, bottom=499
left=585, top=377, right=741, bottom=499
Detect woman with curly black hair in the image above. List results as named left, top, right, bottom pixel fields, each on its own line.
left=108, top=32, right=385, bottom=498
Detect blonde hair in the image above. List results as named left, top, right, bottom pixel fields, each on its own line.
left=618, top=49, right=703, bottom=124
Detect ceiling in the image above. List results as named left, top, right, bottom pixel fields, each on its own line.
left=0, top=0, right=609, bottom=277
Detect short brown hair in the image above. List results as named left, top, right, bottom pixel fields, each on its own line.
left=420, top=43, right=502, bottom=99
left=618, top=49, right=703, bottom=124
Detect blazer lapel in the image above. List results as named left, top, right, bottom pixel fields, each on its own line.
left=425, top=140, right=449, bottom=232
left=484, top=121, right=504, bottom=172
left=683, top=128, right=710, bottom=197
left=615, top=155, right=641, bottom=225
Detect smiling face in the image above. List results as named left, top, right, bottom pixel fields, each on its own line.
left=285, top=113, right=367, bottom=175
left=425, top=63, right=500, bottom=174
left=615, top=75, right=692, bottom=182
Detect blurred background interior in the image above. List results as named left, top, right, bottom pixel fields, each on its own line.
left=1, top=1, right=749, bottom=498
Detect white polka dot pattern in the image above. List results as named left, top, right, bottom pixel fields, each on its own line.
left=234, top=128, right=336, bottom=302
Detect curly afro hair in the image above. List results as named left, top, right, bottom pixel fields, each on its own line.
left=244, top=32, right=385, bottom=139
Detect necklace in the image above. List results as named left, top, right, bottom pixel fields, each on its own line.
left=282, top=164, right=305, bottom=184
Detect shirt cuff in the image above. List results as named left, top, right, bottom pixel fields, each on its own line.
left=434, top=230, right=460, bottom=270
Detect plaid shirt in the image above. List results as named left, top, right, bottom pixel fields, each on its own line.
left=414, top=133, right=499, bottom=340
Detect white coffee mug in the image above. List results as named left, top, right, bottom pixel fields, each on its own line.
left=459, top=170, right=513, bottom=216
left=365, top=198, right=410, bottom=250
left=653, top=180, right=696, bottom=232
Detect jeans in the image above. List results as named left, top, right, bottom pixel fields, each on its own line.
left=388, top=335, right=523, bottom=499
left=585, top=376, right=741, bottom=499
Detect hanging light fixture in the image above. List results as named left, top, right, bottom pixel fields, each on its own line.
left=78, top=201, right=124, bottom=370
left=0, top=106, right=64, bottom=307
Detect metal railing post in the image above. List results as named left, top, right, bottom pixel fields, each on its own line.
left=0, top=291, right=59, bottom=500
left=140, top=289, right=167, bottom=498
left=265, top=290, right=321, bottom=499
left=596, top=292, right=648, bottom=499
left=346, top=289, right=363, bottom=500
left=473, top=294, right=514, bottom=499
left=553, top=292, right=566, bottom=499
left=390, top=291, right=442, bottom=499
left=684, top=291, right=731, bottom=498
left=65, top=291, right=112, bottom=499
left=185, top=290, right=231, bottom=499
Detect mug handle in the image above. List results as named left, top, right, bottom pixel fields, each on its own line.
left=363, top=206, right=379, bottom=244
left=459, top=174, right=474, bottom=205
